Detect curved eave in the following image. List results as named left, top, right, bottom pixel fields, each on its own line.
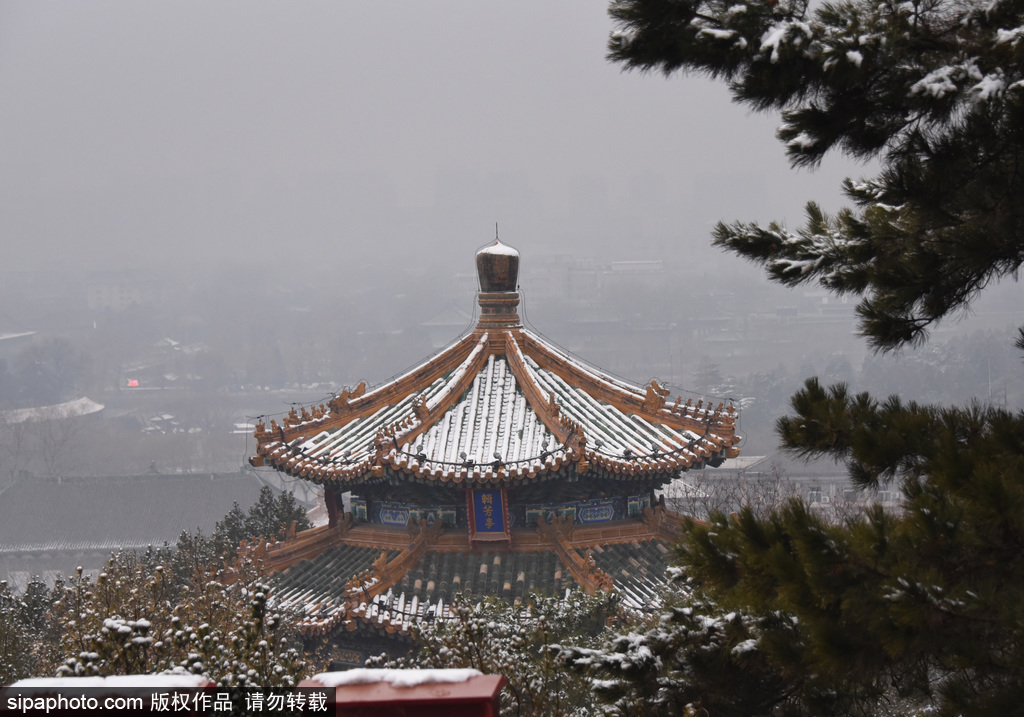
left=520, top=329, right=740, bottom=438
left=252, top=325, right=740, bottom=488
left=259, top=441, right=730, bottom=490
left=252, top=332, right=480, bottom=445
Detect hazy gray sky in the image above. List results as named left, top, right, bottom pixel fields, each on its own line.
left=1, top=1, right=858, bottom=276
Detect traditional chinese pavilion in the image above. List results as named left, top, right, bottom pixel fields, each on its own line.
left=250, top=240, right=740, bottom=664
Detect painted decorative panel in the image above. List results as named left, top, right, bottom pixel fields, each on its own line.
left=628, top=494, right=641, bottom=517
left=522, top=496, right=628, bottom=525
left=576, top=498, right=616, bottom=523
left=409, top=505, right=457, bottom=527
left=366, top=501, right=458, bottom=527
left=351, top=496, right=367, bottom=522
left=377, top=502, right=410, bottom=527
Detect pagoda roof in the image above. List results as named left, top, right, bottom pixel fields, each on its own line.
left=251, top=242, right=739, bottom=489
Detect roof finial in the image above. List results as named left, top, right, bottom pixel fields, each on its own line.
left=495, top=222, right=499, bottom=241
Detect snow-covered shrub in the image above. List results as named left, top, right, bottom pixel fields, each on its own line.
left=369, top=589, right=619, bottom=717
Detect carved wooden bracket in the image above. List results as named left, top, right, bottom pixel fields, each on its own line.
left=725, top=403, right=737, bottom=426
left=547, top=391, right=561, bottom=419
left=559, top=416, right=587, bottom=460
left=583, top=549, right=614, bottom=592
left=407, top=516, right=444, bottom=543
left=344, top=569, right=376, bottom=605
left=371, top=551, right=389, bottom=580
left=536, top=513, right=575, bottom=542
left=372, top=429, right=386, bottom=464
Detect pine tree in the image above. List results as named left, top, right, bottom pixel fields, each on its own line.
left=216, top=502, right=249, bottom=547
left=610, top=0, right=1024, bottom=350
left=49, top=550, right=306, bottom=692
left=558, top=576, right=818, bottom=717
left=0, top=581, right=37, bottom=683
left=213, top=487, right=311, bottom=550
left=601, top=0, right=1024, bottom=714
left=184, top=488, right=313, bottom=571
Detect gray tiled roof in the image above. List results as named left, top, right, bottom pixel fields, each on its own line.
left=588, top=539, right=673, bottom=606
left=273, top=532, right=677, bottom=636
left=275, top=545, right=400, bottom=607
left=0, top=473, right=265, bottom=553
left=394, top=548, right=572, bottom=604
left=357, top=548, right=579, bottom=634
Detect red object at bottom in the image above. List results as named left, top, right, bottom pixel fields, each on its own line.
left=300, top=673, right=506, bottom=717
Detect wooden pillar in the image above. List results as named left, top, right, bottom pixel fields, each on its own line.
left=326, top=486, right=339, bottom=528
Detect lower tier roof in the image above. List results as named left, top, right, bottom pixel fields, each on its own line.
left=263, top=507, right=682, bottom=637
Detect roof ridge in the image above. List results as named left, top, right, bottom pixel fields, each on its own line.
left=383, top=335, right=493, bottom=471
left=503, top=332, right=572, bottom=446
left=521, top=329, right=738, bottom=437
left=266, top=333, right=481, bottom=443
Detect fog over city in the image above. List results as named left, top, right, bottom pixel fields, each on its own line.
left=1, top=1, right=1022, bottom=530
left=1, top=1, right=863, bottom=272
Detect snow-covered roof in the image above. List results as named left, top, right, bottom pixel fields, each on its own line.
left=0, top=330, right=36, bottom=342
left=309, top=668, right=483, bottom=688
left=251, top=245, right=740, bottom=489
left=0, top=397, right=105, bottom=425
left=476, top=239, right=518, bottom=258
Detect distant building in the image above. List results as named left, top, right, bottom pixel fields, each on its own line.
left=249, top=241, right=741, bottom=663
left=0, top=396, right=105, bottom=424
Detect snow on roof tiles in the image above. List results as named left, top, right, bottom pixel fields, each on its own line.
left=251, top=245, right=739, bottom=487
left=254, top=324, right=739, bottom=487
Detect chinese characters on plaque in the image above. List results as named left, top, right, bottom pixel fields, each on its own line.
left=468, top=488, right=509, bottom=544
